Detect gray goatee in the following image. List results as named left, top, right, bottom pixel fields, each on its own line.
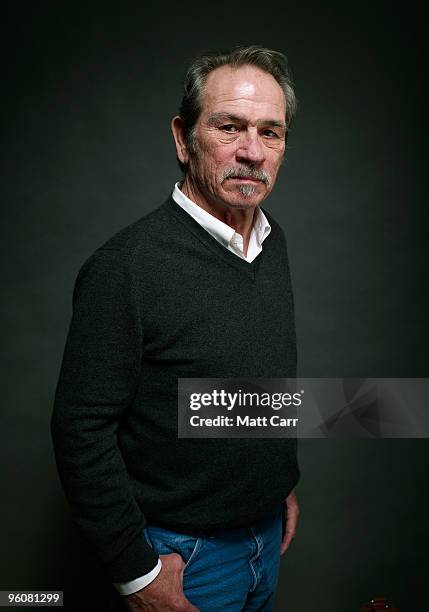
left=220, top=165, right=271, bottom=198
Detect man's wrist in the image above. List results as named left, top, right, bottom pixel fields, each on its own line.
left=114, top=558, right=162, bottom=596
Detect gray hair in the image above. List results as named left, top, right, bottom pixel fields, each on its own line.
left=177, top=45, right=298, bottom=172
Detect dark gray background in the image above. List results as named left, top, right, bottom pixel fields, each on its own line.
left=2, top=2, right=427, bottom=611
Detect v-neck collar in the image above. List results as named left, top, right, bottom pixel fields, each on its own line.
left=163, top=197, right=271, bottom=281
left=172, top=182, right=272, bottom=262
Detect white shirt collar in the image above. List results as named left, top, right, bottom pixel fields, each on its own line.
left=172, top=182, right=271, bottom=250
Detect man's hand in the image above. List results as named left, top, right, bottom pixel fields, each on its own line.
left=280, top=488, right=299, bottom=556
left=123, top=553, right=199, bottom=611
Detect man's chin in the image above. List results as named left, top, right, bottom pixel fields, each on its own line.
left=220, top=187, right=267, bottom=209
left=228, top=193, right=266, bottom=209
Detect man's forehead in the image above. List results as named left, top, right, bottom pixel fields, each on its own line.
left=201, top=64, right=286, bottom=118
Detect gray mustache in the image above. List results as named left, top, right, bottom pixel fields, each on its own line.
left=221, top=167, right=271, bottom=185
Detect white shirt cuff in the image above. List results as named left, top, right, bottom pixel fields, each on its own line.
left=113, top=559, right=162, bottom=596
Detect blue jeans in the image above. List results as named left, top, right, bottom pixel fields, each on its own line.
left=143, top=505, right=284, bottom=611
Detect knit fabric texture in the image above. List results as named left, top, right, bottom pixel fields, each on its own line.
left=51, top=197, right=300, bottom=582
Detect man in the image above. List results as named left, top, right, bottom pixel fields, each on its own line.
left=51, top=45, right=300, bottom=611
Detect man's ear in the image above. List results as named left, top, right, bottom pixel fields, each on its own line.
left=171, top=116, right=189, bottom=166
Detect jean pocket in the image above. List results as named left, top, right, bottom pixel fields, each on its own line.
left=143, top=526, right=203, bottom=572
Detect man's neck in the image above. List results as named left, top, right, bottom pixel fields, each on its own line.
left=180, top=176, right=256, bottom=256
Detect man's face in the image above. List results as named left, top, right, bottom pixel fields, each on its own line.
left=187, top=64, right=287, bottom=211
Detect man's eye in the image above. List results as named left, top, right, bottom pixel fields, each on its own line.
left=221, top=124, right=238, bottom=132
left=263, top=129, right=277, bottom=138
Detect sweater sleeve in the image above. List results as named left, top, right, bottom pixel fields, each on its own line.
left=51, top=247, right=159, bottom=583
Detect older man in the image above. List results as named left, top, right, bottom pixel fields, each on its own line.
left=51, top=46, right=300, bottom=611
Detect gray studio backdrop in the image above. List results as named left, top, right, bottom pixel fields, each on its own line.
left=2, top=3, right=427, bottom=611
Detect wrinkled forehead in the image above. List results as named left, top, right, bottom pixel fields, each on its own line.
left=200, top=64, right=286, bottom=121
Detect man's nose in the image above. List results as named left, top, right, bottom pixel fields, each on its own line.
left=235, top=128, right=265, bottom=165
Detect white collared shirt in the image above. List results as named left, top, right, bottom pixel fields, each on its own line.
left=172, top=182, right=271, bottom=263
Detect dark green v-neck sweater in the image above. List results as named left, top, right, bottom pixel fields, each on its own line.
left=51, top=196, right=299, bottom=583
